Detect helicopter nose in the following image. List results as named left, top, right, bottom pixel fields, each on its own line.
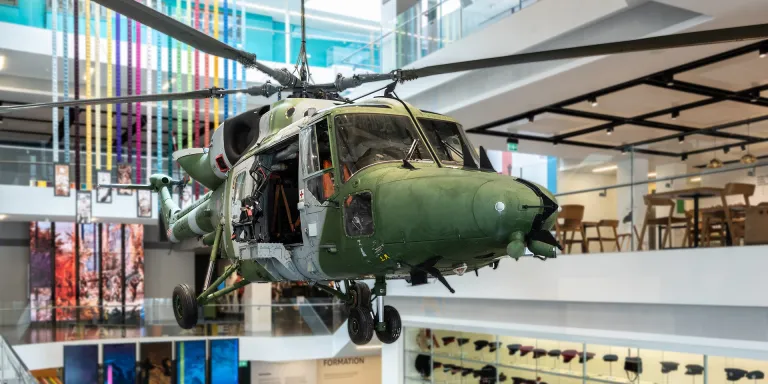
left=472, top=180, right=524, bottom=243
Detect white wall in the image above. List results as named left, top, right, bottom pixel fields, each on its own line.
left=0, top=222, right=29, bottom=303
left=557, top=171, right=618, bottom=223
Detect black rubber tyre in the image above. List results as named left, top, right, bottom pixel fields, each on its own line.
left=354, top=282, right=372, bottom=309
left=172, top=284, right=198, bottom=329
left=375, top=305, right=402, bottom=344
left=347, top=306, right=374, bottom=345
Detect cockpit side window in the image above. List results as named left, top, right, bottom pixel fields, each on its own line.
left=344, top=191, right=374, bottom=237
left=335, top=113, right=432, bottom=182
left=303, top=119, right=337, bottom=202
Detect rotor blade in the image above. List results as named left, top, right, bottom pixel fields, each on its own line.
left=91, top=0, right=298, bottom=86
left=402, top=23, right=768, bottom=79
left=0, top=84, right=281, bottom=114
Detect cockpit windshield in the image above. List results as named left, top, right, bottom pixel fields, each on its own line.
left=334, top=113, right=432, bottom=180
left=418, top=118, right=478, bottom=166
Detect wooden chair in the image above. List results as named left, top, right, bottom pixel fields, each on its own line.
left=638, top=196, right=688, bottom=250
left=720, top=183, right=755, bottom=245
left=616, top=226, right=641, bottom=252
left=555, top=205, right=586, bottom=253
left=583, top=220, right=622, bottom=252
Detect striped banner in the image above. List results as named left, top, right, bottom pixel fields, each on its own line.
left=74, top=0, right=81, bottom=189
left=51, top=0, right=58, bottom=163
left=203, top=0, right=210, bottom=147
left=213, top=0, right=219, bottom=131
left=136, top=11, right=142, bottom=182
left=145, top=0, right=152, bottom=182
left=231, top=0, right=237, bottom=116
left=94, top=5, right=101, bottom=171
left=175, top=3, right=183, bottom=152
left=223, top=0, right=228, bottom=121
left=116, top=12, right=122, bottom=163
left=166, top=3, right=173, bottom=175
left=106, top=9, right=113, bottom=170
left=194, top=1, right=200, bottom=139
left=127, top=14, right=133, bottom=164
left=241, top=5, right=246, bottom=113
left=186, top=0, right=193, bottom=149
left=156, top=0, right=163, bottom=173
left=85, top=0, right=92, bottom=190
left=62, top=0, right=70, bottom=164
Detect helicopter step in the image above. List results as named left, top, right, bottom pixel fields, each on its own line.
left=238, top=242, right=305, bottom=281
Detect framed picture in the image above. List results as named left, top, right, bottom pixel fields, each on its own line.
left=137, top=190, right=152, bottom=218
left=117, top=163, right=133, bottom=196
left=76, top=191, right=92, bottom=223
left=180, top=185, right=193, bottom=210
left=96, top=171, right=113, bottom=204
left=54, top=164, right=70, bottom=197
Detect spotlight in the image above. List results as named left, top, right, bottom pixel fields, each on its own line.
left=760, top=45, right=768, bottom=58
left=527, top=114, right=535, bottom=123
left=552, top=141, right=558, bottom=146
left=741, top=144, right=747, bottom=151
left=588, top=97, right=598, bottom=107
left=606, top=127, right=613, bottom=135
left=678, top=136, right=685, bottom=144
left=750, top=92, right=760, bottom=103
left=671, top=110, right=679, bottom=120
left=724, top=146, right=730, bottom=154
left=681, top=154, right=688, bottom=161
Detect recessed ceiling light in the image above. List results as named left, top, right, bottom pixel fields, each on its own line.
left=647, top=172, right=657, bottom=178
left=0, top=56, right=5, bottom=71
left=592, top=165, right=618, bottom=173
left=0, top=214, right=7, bottom=220
left=606, top=127, right=613, bottom=135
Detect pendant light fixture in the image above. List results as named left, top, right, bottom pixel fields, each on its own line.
left=707, top=137, right=723, bottom=169
left=741, top=122, right=757, bottom=165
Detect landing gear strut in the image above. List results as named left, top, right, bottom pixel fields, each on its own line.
left=314, top=277, right=402, bottom=345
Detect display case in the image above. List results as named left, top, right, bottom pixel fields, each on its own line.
left=405, top=327, right=765, bottom=384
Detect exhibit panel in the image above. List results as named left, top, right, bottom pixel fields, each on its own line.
left=405, top=327, right=768, bottom=384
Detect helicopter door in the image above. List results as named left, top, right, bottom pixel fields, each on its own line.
left=224, top=158, right=253, bottom=256
left=298, top=118, right=336, bottom=245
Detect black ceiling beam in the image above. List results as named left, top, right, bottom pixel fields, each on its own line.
left=632, top=114, right=768, bottom=149
left=475, top=130, right=678, bottom=157
left=694, top=154, right=768, bottom=169
left=682, top=135, right=768, bottom=157
left=644, top=78, right=768, bottom=107
left=548, top=107, right=754, bottom=141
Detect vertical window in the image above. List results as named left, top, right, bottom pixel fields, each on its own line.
left=344, top=192, right=374, bottom=237
left=304, top=119, right=336, bottom=202
left=231, top=171, right=246, bottom=204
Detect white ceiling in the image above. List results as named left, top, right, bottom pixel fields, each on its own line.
left=567, top=84, right=707, bottom=118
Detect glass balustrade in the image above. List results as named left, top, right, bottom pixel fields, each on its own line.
left=0, top=336, right=37, bottom=383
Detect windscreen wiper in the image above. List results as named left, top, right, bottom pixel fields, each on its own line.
left=402, top=138, right=420, bottom=170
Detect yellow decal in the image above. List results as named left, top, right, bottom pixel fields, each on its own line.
left=379, top=253, right=390, bottom=262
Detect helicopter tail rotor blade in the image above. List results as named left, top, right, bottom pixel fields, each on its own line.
left=400, top=23, right=768, bottom=79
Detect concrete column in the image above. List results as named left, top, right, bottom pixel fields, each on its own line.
left=381, top=334, right=404, bottom=384
left=617, top=156, right=648, bottom=251
left=655, top=163, right=688, bottom=247
left=243, top=282, right=272, bottom=334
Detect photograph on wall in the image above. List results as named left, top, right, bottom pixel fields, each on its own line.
left=103, top=343, right=137, bottom=384
left=54, top=222, right=76, bottom=321
left=117, top=163, right=133, bottom=195
left=78, top=224, right=99, bottom=320
left=137, top=189, right=152, bottom=218
left=29, top=222, right=53, bottom=322
left=176, top=340, right=206, bottom=384
left=179, top=185, right=193, bottom=210
left=76, top=191, right=92, bottom=224
left=63, top=345, right=98, bottom=383
left=96, top=171, right=113, bottom=203
left=54, top=164, right=70, bottom=197
left=125, top=224, right=145, bottom=316
left=210, top=339, right=239, bottom=384
left=101, top=223, right=123, bottom=319
left=139, top=342, right=173, bottom=384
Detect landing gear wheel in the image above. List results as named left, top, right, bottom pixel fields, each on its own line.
left=375, top=305, right=402, bottom=344
left=347, top=306, right=374, bottom=345
left=172, top=284, right=198, bottom=330
left=346, top=282, right=372, bottom=309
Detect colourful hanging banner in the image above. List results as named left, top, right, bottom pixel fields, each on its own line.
left=74, top=0, right=81, bottom=189
left=85, top=0, right=92, bottom=190
left=106, top=9, right=113, bottom=170
left=62, top=0, right=70, bottom=164
left=136, top=13, right=142, bottom=182
left=223, top=0, right=228, bottom=121
left=203, top=0, right=210, bottom=147
left=231, top=0, right=237, bottom=116
left=51, top=0, right=58, bottom=163
left=116, top=12, right=122, bottom=163
left=241, top=4, right=246, bottom=114
left=145, top=2, right=152, bottom=182
left=94, top=5, right=101, bottom=171
left=194, top=0, right=200, bottom=147
left=176, top=4, right=183, bottom=152
left=127, top=16, right=133, bottom=164
left=213, top=0, right=219, bottom=131
left=156, top=0, right=163, bottom=173
left=166, top=3, right=173, bottom=175
left=186, top=0, right=193, bottom=149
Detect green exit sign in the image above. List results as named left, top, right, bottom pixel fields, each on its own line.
left=507, top=142, right=518, bottom=152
